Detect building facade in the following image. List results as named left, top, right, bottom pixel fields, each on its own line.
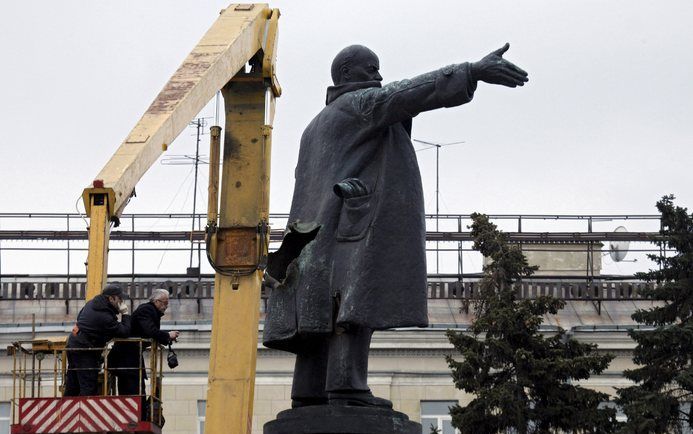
left=0, top=278, right=648, bottom=434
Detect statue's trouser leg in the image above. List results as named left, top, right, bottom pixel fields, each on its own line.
left=325, top=326, right=373, bottom=392
left=291, top=336, right=329, bottom=402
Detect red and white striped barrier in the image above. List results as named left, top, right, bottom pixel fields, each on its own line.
left=12, top=396, right=157, bottom=433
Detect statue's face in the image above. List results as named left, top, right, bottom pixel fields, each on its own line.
left=343, top=50, right=382, bottom=83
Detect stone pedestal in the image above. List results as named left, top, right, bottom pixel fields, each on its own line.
left=263, top=405, right=421, bottom=434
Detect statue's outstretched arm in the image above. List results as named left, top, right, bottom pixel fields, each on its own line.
left=353, top=43, right=528, bottom=130
left=355, top=63, right=476, bottom=129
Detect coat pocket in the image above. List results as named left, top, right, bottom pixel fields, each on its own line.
left=336, top=193, right=373, bottom=241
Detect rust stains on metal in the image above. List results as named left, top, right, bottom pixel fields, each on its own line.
left=215, top=227, right=259, bottom=268
left=146, top=52, right=220, bottom=115
left=146, top=80, right=196, bottom=114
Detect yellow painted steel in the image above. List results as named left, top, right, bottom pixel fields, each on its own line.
left=207, top=126, right=222, bottom=226
left=205, top=66, right=275, bottom=434
left=262, top=7, right=282, bottom=98
left=81, top=3, right=278, bottom=295
left=74, top=4, right=280, bottom=432
left=82, top=4, right=273, bottom=218
left=85, top=194, right=111, bottom=300
left=207, top=273, right=263, bottom=434
left=219, top=83, right=270, bottom=225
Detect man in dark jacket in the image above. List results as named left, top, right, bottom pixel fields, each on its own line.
left=64, top=282, right=131, bottom=396
left=263, top=43, right=528, bottom=407
left=109, top=288, right=180, bottom=396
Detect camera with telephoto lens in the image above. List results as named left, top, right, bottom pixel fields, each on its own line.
left=167, top=344, right=179, bottom=369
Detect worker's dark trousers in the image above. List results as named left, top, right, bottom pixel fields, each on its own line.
left=64, top=349, right=101, bottom=396
left=113, top=369, right=146, bottom=396
left=291, top=327, right=373, bottom=400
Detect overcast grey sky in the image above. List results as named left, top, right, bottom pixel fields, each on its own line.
left=1, top=1, right=691, bottom=275
left=2, top=0, right=692, bottom=219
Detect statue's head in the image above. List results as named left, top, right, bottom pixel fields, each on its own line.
left=331, top=45, right=382, bottom=85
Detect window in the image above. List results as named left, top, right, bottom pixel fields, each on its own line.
left=420, top=400, right=458, bottom=434
left=0, top=402, right=10, bottom=434
left=197, top=400, right=206, bottom=434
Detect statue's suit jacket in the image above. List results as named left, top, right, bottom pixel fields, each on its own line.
left=263, top=63, right=477, bottom=352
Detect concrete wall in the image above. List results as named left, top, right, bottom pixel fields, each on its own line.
left=483, top=242, right=603, bottom=276
left=525, top=243, right=603, bottom=276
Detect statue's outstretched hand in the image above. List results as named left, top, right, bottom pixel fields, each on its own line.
left=471, top=43, right=528, bottom=87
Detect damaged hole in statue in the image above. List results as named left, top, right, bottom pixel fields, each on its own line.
left=264, top=221, right=321, bottom=288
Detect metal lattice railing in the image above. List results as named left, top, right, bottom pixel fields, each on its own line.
left=0, top=278, right=655, bottom=302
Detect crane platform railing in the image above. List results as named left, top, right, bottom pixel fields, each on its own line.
left=7, top=337, right=165, bottom=433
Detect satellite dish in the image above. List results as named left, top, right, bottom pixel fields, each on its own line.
left=609, top=226, right=630, bottom=262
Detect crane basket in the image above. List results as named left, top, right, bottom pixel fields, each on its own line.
left=8, top=337, right=165, bottom=434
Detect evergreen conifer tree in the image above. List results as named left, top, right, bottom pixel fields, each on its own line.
left=616, top=195, right=693, bottom=433
left=446, top=213, right=618, bottom=434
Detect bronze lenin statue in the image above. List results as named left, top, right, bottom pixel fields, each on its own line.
left=263, top=43, right=528, bottom=408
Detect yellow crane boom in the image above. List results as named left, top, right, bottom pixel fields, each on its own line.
left=80, top=4, right=280, bottom=434
left=81, top=3, right=279, bottom=298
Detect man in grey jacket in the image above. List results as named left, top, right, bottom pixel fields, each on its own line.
left=264, top=43, right=528, bottom=408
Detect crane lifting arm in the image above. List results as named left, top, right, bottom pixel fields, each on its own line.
left=79, top=4, right=280, bottom=434
left=81, top=3, right=280, bottom=300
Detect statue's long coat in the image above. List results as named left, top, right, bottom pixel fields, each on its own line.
left=264, top=63, right=477, bottom=352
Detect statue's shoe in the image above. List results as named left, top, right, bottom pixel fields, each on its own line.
left=328, top=391, right=393, bottom=408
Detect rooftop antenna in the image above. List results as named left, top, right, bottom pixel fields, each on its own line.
left=413, top=138, right=465, bottom=273
left=160, top=117, right=212, bottom=275
left=608, top=226, right=637, bottom=262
